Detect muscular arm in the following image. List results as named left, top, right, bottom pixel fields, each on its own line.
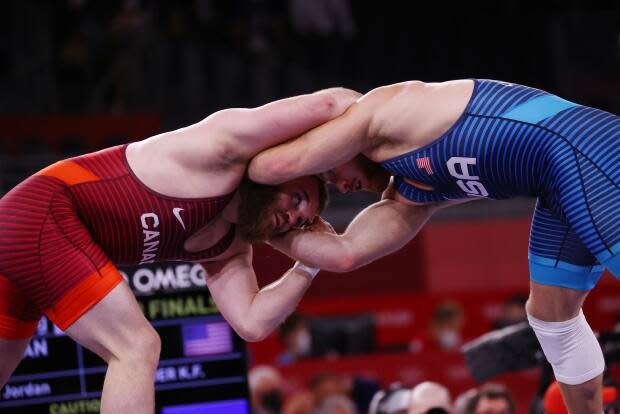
left=267, top=199, right=439, bottom=272
left=203, top=245, right=314, bottom=342
left=210, top=87, right=361, bottom=162
left=247, top=91, right=375, bottom=184
left=247, top=84, right=404, bottom=184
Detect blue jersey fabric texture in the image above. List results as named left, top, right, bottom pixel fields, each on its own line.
left=380, top=79, right=620, bottom=290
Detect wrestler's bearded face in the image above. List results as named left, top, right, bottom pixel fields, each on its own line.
left=237, top=176, right=328, bottom=243
left=319, top=155, right=390, bottom=193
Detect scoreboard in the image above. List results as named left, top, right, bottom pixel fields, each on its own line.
left=0, top=263, right=251, bottom=414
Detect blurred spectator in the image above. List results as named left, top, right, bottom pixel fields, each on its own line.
left=277, top=313, right=313, bottom=365
left=288, top=0, right=356, bottom=38
left=316, top=394, right=358, bottom=414
left=410, top=301, right=465, bottom=352
left=614, top=313, right=620, bottom=332
left=249, top=365, right=284, bottom=414
left=464, top=384, right=516, bottom=414
left=310, top=372, right=349, bottom=408
left=543, top=381, right=619, bottom=414
left=409, top=381, right=452, bottom=414
left=282, top=391, right=314, bottom=414
left=453, top=389, right=477, bottom=414
left=492, top=294, right=528, bottom=330
left=310, top=371, right=378, bottom=414
left=287, top=0, right=356, bottom=91
left=368, top=383, right=410, bottom=414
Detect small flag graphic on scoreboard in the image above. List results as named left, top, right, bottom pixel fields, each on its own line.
left=416, top=157, right=434, bottom=175
left=182, top=321, right=233, bottom=357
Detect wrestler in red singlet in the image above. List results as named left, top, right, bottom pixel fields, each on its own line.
left=0, top=87, right=362, bottom=414
left=0, top=145, right=234, bottom=338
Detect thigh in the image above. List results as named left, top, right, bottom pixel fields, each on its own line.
left=65, top=281, right=157, bottom=363
left=0, top=275, right=41, bottom=340
left=0, top=338, right=32, bottom=386
left=550, top=126, right=620, bottom=276
left=528, top=199, right=604, bottom=291
left=0, top=277, right=37, bottom=386
left=0, top=174, right=122, bottom=333
left=527, top=281, right=589, bottom=321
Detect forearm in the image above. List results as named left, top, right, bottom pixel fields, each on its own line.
left=248, top=91, right=371, bottom=185
left=206, top=254, right=315, bottom=342
left=268, top=231, right=352, bottom=272
left=271, top=201, right=438, bottom=272
left=241, top=267, right=314, bottom=341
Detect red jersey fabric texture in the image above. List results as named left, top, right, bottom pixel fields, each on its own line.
left=0, top=145, right=234, bottom=337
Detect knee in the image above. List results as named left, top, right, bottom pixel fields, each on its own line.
left=137, top=326, right=161, bottom=366
left=121, top=326, right=161, bottom=368
left=528, top=309, right=604, bottom=385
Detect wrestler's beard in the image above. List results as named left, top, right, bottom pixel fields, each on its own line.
left=358, top=156, right=391, bottom=192
left=237, top=179, right=280, bottom=243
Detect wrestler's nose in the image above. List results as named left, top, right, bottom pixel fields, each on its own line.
left=335, top=179, right=350, bottom=193
left=285, top=210, right=300, bottom=229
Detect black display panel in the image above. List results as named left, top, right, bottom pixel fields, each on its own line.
left=0, top=263, right=251, bottom=414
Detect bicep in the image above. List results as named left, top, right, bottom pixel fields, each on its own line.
left=248, top=99, right=373, bottom=184
left=216, top=89, right=357, bottom=159
left=161, top=90, right=351, bottom=171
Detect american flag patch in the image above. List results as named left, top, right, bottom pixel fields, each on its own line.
left=182, top=322, right=233, bottom=357
left=416, top=157, right=434, bottom=175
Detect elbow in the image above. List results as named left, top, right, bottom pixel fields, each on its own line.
left=317, top=88, right=360, bottom=118
left=248, top=156, right=295, bottom=185
left=235, top=322, right=270, bottom=343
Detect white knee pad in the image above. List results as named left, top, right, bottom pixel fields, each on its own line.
left=527, top=309, right=605, bottom=385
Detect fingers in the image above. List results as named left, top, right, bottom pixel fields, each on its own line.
left=305, top=216, right=336, bottom=233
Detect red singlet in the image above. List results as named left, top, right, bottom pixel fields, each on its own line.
left=0, top=145, right=233, bottom=338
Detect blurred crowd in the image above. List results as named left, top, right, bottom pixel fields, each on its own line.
left=248, top=299, right=513, bottom=414
left=247, top=295, right=620, bottom=414
left=2, top=0, right=619, bottom=129
left=3, top=0, right=359, bottom=128
left=248, top=364, right=520, bottom=414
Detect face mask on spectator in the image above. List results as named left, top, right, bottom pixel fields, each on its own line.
left=260, top=390, right=283, bottom=414
left=438, top=329, right=461, bottom=350
left=294, top=329, right=312, bottom=355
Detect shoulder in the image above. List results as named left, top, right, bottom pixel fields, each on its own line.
left=364, top=80, right=427, bottom=138
left=366, top=80, right=428, bottom=101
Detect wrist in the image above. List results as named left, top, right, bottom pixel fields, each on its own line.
left=292, top=261, right=320, bottom=279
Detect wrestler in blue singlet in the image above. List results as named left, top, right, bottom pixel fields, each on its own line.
left=381, top=79, right=620, bottom=290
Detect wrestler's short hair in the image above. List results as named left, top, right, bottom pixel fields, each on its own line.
left=465, top=383, right=516, bottom=414
left=314, top=175, right=329, bottom=213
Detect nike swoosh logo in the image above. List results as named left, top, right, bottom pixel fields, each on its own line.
left=172, top=207, right=186, bottom=230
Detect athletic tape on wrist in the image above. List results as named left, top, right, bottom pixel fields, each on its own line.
left=293, top=262, right=320, bottom=279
